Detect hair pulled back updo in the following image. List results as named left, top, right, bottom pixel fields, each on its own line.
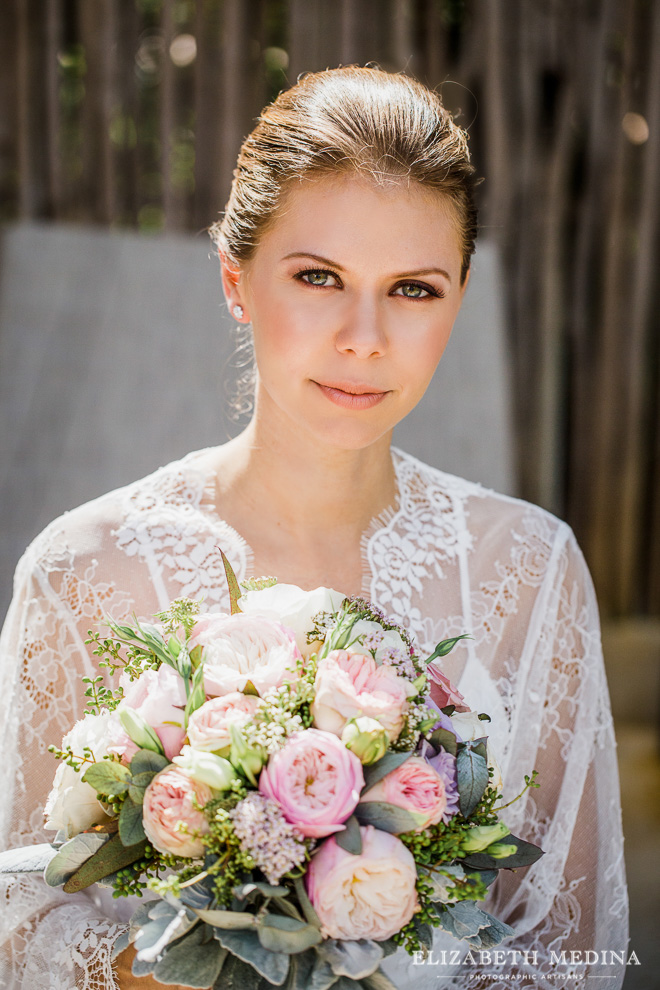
left=210, top=65, right=478, bottom=285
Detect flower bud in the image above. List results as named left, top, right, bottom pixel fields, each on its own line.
left=341, top=716, right=389, bottom=765
left=119, top=707, right=165, bottom=756
left=173, top=746, right=237, bottom=791
left=228, top=724, right=267, bottom=786
left=461, top=822, right=510, bottom=854
left=485, top=842, right=518, bottom=859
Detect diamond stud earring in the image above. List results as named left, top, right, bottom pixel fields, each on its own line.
left=232, top=304, right=244, bottom=320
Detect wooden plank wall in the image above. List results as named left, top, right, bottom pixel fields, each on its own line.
left=0, top=0, right=658, bottom=618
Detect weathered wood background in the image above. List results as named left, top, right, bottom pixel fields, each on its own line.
left=0, top=0, right=658, bottom=619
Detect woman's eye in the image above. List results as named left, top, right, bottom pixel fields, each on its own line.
left=393, top=282, right=435, bottom=299
left=297, top=269, right=340, bottom=288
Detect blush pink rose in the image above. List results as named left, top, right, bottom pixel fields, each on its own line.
left=427, top=663, right=470, bottom=713
left=142, top=766, right=213, bottom=858
left=107, top=664, right=187, bottom=761
left=258, top=729, right=364, bottom=838
left=307, top=825, right=418, bottom=940
left=187, top=693, right=260, bottom=754
left=189, top=612, right=302, bottom=697
left=310, top=650, right=416, bottom=742
left=360, top=756, right=447, bottom=831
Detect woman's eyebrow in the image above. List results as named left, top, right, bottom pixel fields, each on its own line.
left=282, top=252, right=452, bottom=282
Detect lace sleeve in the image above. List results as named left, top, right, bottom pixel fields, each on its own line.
left=478, top=526, right=629, bottom=988
left=0, top=536, right=129, bottom=990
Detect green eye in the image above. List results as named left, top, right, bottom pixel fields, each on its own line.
left=402, top=284, right=423, bottom=297
left=306, top=271, right=330, bottom=285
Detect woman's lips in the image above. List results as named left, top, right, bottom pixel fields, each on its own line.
left=314, top=381, right=389, bottom=409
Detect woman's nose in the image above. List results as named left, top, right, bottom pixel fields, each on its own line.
left=334, top=295, right=388, bottom=359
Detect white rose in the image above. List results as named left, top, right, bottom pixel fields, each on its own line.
left=189, top=612, right=302, bottom=696
left=44, top=710, right=114, bottom=837
left=238, top=584, right=345, bottom=658
left=450, top=711, right=503, bottom=791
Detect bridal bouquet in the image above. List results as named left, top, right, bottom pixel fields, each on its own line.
left=1, top=554, right=543, bottom=989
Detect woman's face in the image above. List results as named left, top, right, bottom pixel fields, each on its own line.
left=223, top=172, right=469, bottom=451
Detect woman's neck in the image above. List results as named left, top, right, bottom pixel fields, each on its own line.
left=206, top=398, right=397, bottom=592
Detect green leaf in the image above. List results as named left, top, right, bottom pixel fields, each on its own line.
left=425, top=634, right=471, bottom=663
left=82, top=761, right=131, bottom=797
left=120, top=707, right=166, bottom=756
left=185, top=662, right=207, bottom=727
left=456, top=744, right=489, bottom=818
left=461, top=834, right=545, bottom=871
left=44, top=832, right=109, bottom=887
left=196, top=908, right=260, bottom=930
left=234, top=881, right=290, bottom=901
left=428, top=727, right=457, bottom=757
left=213, top=928, right=290, bottom=985
left=153, top=926, right=226, bottom=987
left=0, top=842, right=59, bottom=875
left=221, top=550, right=243, bottom=615
left=355, top=802, right=421, bottom=835
left=361, top=751, right=411, bottom=792
left=130, top=749, right=170, bottom=776
left=128, top=771, right=157, bottom=805
left=433, top=900, right=515, bottom=948
left=134, top=904, right=199, bottom=964
left=293, top=876, right=321, bottom=929
left=119, top=796, right=147, bottom=846
left=61, top=833, right=148, bottom=892
left=306, top=952, right=339, bottom=990
left=258, top=914, right=323, bottom=955
left=284, top=950, right=317, bottom=990
left=111, top=930, right=131, bottom=962
left=335, top=815, right=362, bottom=855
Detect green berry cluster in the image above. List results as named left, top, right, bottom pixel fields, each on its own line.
left=111, top=845, right=159, bottom=898
left=202, top=809, right=256, bottom=905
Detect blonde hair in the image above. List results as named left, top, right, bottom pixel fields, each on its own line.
left=210, top=65, right=477, bottom=285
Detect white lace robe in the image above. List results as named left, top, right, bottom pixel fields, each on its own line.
left=0, top=447, right=628, bottom=989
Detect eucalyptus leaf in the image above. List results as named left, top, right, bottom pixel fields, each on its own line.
left=293, top=876, right=321, bottom=929
left=62, top=833, right=148, bottom=893
left=335, top=815, right=362, bottom=855
left=153, top=926, right=226, bottom=987
left=44, top=831, right=109, bottom=887
left=456, top=745, right=489, bottom=818
left=258, top=914, right=323, bottom=955
left=234, top=881, right=289, bottom=901
left=318, top=939, right=383, bottom=979
left=196, top=908, right=259, bottom=930
left=362, top=969, right=401, bottom=990
left=355, top=801, right=420, bottom=834
left=0, top=842, right=58, bottom=875
left=128, top=771, right=155, bottom=805
left=82, top=761, right=131, bottom=796
left=130, top=749, right=170, bottom=775
left=213, top=928, right=290, bottom=985
left=461, top=833, right=544, bottom=871
left=119, top=796, right=147, bottom=846
left=428, top=728, right=457, bottom=757
left=361, top=751, right=411, bottom=792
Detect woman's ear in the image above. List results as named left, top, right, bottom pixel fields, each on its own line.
left=218, top=251, right=249, bottom=322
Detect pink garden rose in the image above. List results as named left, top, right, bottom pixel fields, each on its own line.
left=360, top=756, right=448, bottom=831
left=142, top=766, right=213, bottom=858
left=107, top=664, right=187, bottom=762
left=307, top=825, right=419, bottom=940
left=187, top=693, right=261, bottom=754
left=258, top=729, right=364, bottom=838
left=189, top=612, right=302, bottom=697
left=427, top=663, right=470, bottom=713
left=310, top=650, right=416, bottom=742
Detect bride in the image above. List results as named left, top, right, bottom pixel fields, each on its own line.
left=0, top=66, right=627, bottom=989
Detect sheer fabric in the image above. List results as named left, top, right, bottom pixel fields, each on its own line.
left=0, top=447, right=628, bottom=989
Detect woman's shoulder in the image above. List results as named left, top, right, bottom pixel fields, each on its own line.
left=391, top=446, right=573, bottom=551
left=17, top=447, right=219, bottom=581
